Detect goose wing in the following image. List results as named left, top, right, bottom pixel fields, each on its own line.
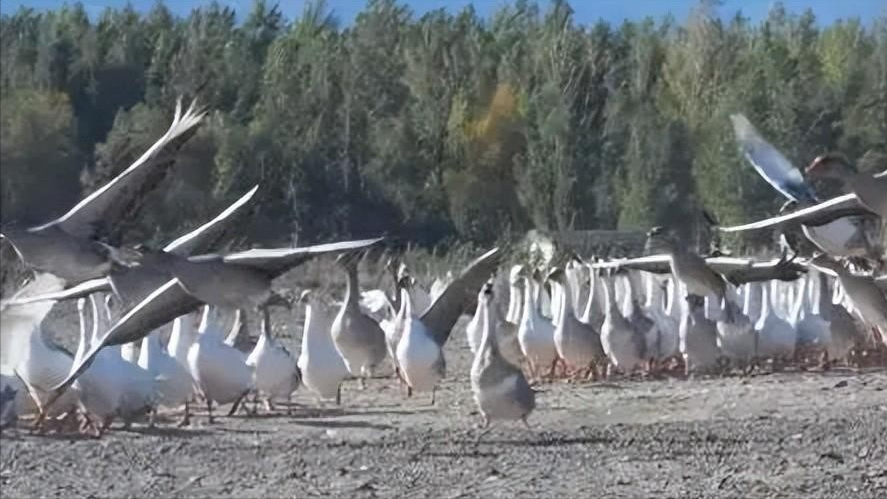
left=223, top=237, right=384, bottom=276
left=48, top=278, right=201, bottom=402
left=707, top=255, right=806, bottom=285
left=0, top=277, right=110, bottom=308
left=1, top=274, right=65, bottom=372
left=420, top=247, right=501, bottom=347
left=29, top=99, right=205, bottom=240
left=730, top=113, right=818, bottom=203
left=719, top=194, right=868, bottom=232
left=589, top=254, right=672, bottom=274
left=163, top=185, right=259, bottom=256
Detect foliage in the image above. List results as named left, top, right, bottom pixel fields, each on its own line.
left=1, top=0, right=885, bottom=251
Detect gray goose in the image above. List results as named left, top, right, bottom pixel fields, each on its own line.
left=470, top=281, right=535, bottom=428
left=1, top=99, right=204, bottom=285
left=44, top=237, right=384, bottom=410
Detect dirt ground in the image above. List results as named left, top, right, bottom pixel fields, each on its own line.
left=2, top=305, right=887, bottom=499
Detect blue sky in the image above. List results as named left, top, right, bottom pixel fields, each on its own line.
left=1, top=0, right=884, bottom=26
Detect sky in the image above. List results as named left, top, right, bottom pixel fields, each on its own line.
left=1, top=0, right=884, bottom=26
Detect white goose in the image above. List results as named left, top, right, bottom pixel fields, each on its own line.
left=504, top=264, right=524, bottom=324
left=187, top=305, right=252, bottom=423
left=715, top=284, right=758, bottom=369
left=297, top=290, right=348, bottom=404
left=642, top=272, right=679, bottom=365
left=549, top=267, right=606, bottom=379
left=137, top=326, right=194, bottom=426
left=246, top=304, right=300, bottom=412
left=679, top=283, right=721, bottom=375
left=517, top=275, right=557, bottom=381
left=601, top=274, right=647, bottom=375
left=1, top=274, right=79, bottom=430
left=754, top=281, right=797, bottom=363
left=71, top=297, right=122, bottom=435
left=465, top=287, right=485, bottom=354
left=396, top=248, right=501, bottom=403
left=94, top=295, right=156, bottom=427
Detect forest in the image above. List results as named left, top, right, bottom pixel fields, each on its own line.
left=1, top=0, right=885, bottom=251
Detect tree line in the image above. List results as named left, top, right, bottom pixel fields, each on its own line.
left=1, top=0, right=885, bottom=251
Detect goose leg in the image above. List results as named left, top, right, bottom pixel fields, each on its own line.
left=335, top=384, right=342, bottom=405
left=228, top=390, right=249, bottom=416
left=206, top=400, right=214, bottom=424
left=179, top=400, right=191, bottom=427
left=430, top=386, right=437, bottom=406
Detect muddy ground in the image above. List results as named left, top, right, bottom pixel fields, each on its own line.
left=2, top=301, right=887, bottom=498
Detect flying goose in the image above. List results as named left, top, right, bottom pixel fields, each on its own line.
left=396, top=247, right=502, bottom=402
left=187, top=305, right=252, bottom=423
left=0, top=99, right=205, bottom=285
left=470, top=282, right=535, bottom=428
left=645, top=227, right=726, bottom=306
left=0, top=184, right=260, bottom=310
left=43, top=237, right=382, bottom=411
left=719, top=155, right=885, bottom=236
left=246, top=301, right=301, bottom=412
left=330, top=252, right=389, bottom=389
left=297, top=290, right=348, bottom=404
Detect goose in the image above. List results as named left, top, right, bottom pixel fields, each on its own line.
left=330, top=252, right=388, bottom=388
left=246, top=302, right=300, bottom=412
left=754, top=282, right=797, bottom=364
left=641, top=272, right=679, bottom=365
left=715, top=284, right=758, bottom=369
left=396, top=248, right=501, bottom=402
left=45, top=237, right=382, bottom=411
left=0, top=184, right=261, bottom=312
left=577, top=261, right=605, bottom=330
left=297, top=290, right=348, bottom=404
left=811, top=255, right=887, bottom=346
left=645, top=227, right=726, bottom=307
left=1, top=274, right=79, bottom=430
left=504, top=264, right=524, bottom=324
left=223, top=309, right=245, bottom=347
left=187, top=305, right=252, bottom=423
left=465, top=286, right=486, bottom=354
left=719, top=155, right=885, bottom=237
left=137, top=326, right=194, bottom=426
left=678, top=283, right=722, bottom=375
left=94, top=295, right=157, bottom=427
left=815, top=274, right=866, bottom=364
left=0, top=99, right=204, bottom=285
left=517, top=275, right=557, bottom=382
left=621, top=272, right=657, bottom=367
left=548, top=267, right=606, bottom=379
left=470, top=282, right=535, bottom=428
left=70, top=297, right=122, bottom=435
left=791, top=273, right=829, bottom=360
left=601, top=274, right=647, bottom=375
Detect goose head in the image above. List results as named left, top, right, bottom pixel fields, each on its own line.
left=806, top=153, right=856, bottom=180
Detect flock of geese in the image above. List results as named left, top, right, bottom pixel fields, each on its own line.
left=0, top=99, right=885, bottom=437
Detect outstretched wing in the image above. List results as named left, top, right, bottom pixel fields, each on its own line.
left=420, top=247, right=501, bottom=347
left=719, top=194, right=868, bottom=232
left=30, top=99, right=205, bottom=240
left=730, top=113, right=818, bottom=203
left=163, top=185, right=259, bottom=256
left=223, top=237, right=384, bottom=277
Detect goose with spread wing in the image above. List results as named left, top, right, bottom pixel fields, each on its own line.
left=1, top=99, right=205, bottom=285
left=810, top=255, right=887, bottom=346
left=396, top=248, right=501, bottom=403
left=43, top=237, right=383, bottom=412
